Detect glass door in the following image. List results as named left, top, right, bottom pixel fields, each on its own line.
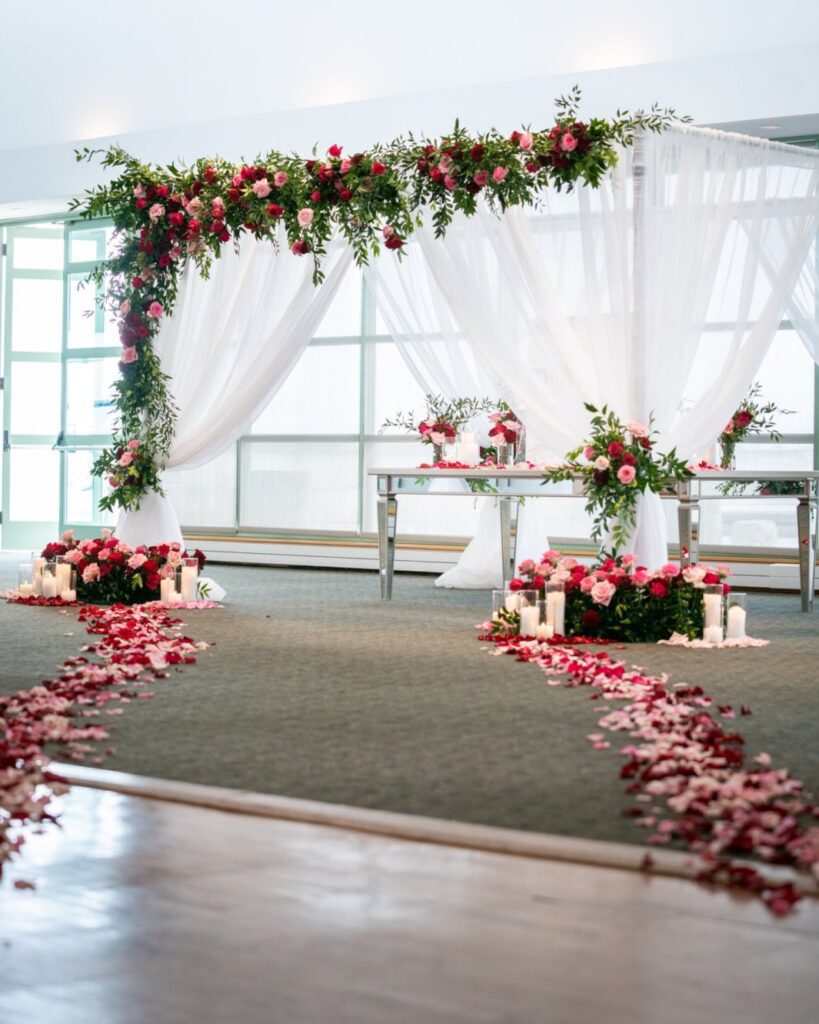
left=1, top=224, right=64, bottom=549
left=60, top=221, right=118, bottom=538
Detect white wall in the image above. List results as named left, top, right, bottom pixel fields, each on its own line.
left=1, top=0, right=818, bottom=212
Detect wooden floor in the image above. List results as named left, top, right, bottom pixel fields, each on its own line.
left=1, top=789, right=817, bottom=1024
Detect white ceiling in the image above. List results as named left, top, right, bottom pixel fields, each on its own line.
left=2, top=0, right=819, bottom=152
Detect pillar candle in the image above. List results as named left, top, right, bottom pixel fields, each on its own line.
left=546, top=592, right=566, bottom=636
left=160, top=579, right=173, bottom=603
left=60, top=589, right=76, bottom=603
left=726, top=606, right=746, bottom=640
left=519, top=605, right=539, bottom=637
left=56, top=562, right=72, bottom=592
left=703, top=625, right=724, bottom=644
left=180, top=566, right=198, bottom=602
left=504, top=593, right=520, bottom=612
left=42, top=575, right=58, bottom=599
left=33, top=559, right=45, bottom=596
left=536, top=622, right=553, bottom=641
left=703, top=593, right=722, bottom=629
left=18, top=582, right=34, bottom=597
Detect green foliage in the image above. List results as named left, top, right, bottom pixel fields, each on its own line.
left=381, top=393, right=493, bottom=435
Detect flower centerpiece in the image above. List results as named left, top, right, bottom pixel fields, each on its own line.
left=381, top=394, right=492, bottom=462
left=543, top=404, right=692, bottom=554
left=499, top=549, right=730, bottom=642
left=39, top=530, right=207, bottom=604
left=718, top=382, right=793, bottom=469
left=487, top=404, right=524, bottom=464
left=93, top=436, right=167, bottom=514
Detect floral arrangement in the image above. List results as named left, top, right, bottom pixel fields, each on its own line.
left=40, top=530, right=206, bottom=604
left=487, top=404, right=523, bottom=445
left=543, top=404, right=692, bottom=554
left=500, top=549, right=730, bottom=642
left=381, top=394, right=492, bottom=455
left=718, top=381, right=793, bottom=469
left=93, top=437, right=165, bottom=514
left=67, top=88, right=683, bottom=513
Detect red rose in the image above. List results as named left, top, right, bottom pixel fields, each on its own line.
left=304, top=159, right=316, bottom=172
left=168, top=211, right=185, bottom=228
left=702, top=572, right=720, bottom=585
left=649, top=580, right=668, bottom=598
left=508, top=578, right=524, bottom=591
left=621, top=451, right=637, bottom=467
left=328, top=144, right=343, bottom=158
left=509, top=131, right=521, bottom=144
left=218, top=229, right=230, bottom=243
left=582, top=609, right=602, bottom=633
left=155, top=185, right=169, bottom=199
left=131, top=276, right=144, bottom=288
left=209, top=219, right=224, bottom=233
left=240, top=165, right=254, bottom=181
left=142, top=559, right=158, bottom=575
left=203, top=166, right=218, bottom=184
left=470, top=144, right=485, bottom=161
left=735, top=410, right=753, bottom=428
left=640, top=436, right=652, bottom=449
left=371, top=162, right=387, bottom=175
left=339, top=188, right=352, bottom=201
left=608, top=441, right=624, bottom=458
left=158, top=253, right=171, bottom=268
left=137, top=325, right=150, bottom=338
left=429, top=167, right=443, bottom=182
left=228, top=187, right=241, bottom=202
left=266, top=204, right=283, bottom=218
left=135, top=198, right=147, bottom=209
left=187, top=219, right=201, bottom=234
left=385, top=235, right=404, bottom=250
left=108, top=550, right=125, bottom=565
left=525, top=161, right=539, bottom=173
left=531, top=575, right=546, bottom=591
left=146, top=572, right=162, bottom=591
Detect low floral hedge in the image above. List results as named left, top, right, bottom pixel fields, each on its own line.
left=41, top=531, right=206, bottom=605
left=504, top=550, right=730, bottom=642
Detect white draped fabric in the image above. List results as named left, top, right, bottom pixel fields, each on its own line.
left=373, top=124, right=819, bottom=569
left=116, top=233, right=353, bottom=546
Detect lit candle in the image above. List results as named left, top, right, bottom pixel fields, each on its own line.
left=60, top=589, right=76, bottom=602
left=42, top=574, right=58, bottom=599
left=55, top=562, right=72, bottom=593
left=703, top=625, right=724, bottom=644
left=703, top=593, right=722, bottom=629
left=726, top=605, right=746, bottom=640
left=18, top=582, right=34, bottom=597
left=504, top=593, right=520, bottom=612
left=180, top=565, right=198, bottom=602
left=519, top=605, right=539, bottom=637
left=160, top=578, right=173, bottom=603
left=535, top=621, right=553, bottom=641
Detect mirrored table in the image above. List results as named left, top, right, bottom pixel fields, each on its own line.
left=369, top=467, right=819, bottom=610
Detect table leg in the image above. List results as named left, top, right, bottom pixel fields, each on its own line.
left=377, top=492, right=397, bottom=600
left=796, top=495, right=817, bottom=612
left=677, top=496, right=700, bottom=565
left=499, top=496, right=519, bottom=583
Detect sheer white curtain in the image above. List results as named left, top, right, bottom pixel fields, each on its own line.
left=365, top=250, right=548, bottom=588
left=116, top=232, right=353, bottom=547
left=398, top=124, right=819, bottom=567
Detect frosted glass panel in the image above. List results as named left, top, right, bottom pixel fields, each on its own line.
left=66, top=358, right=119, bottom=435
left=9, top=449, right=59, bottom=521
left=12, top=234, right=63, bottom=271
left=64, top=450, right=115, bottom=525
left=69, top=226, right=113, bottom=264
left=251, top=344, right=359, bottom=434
left=313, top=267, right=361, bottom=337
left=10, top=361, right=61, bottom=435
left=11, top=278, right=62, bottom=352
left=240, top=441, right=358, bottom=530
left=163, top=447, right=237, bottom=528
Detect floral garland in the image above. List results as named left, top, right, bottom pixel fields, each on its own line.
left=0, top=603, right=212, bottom=884
left=37, top=529, right=206, bottom=604
left=482, top=635, right=819, bottom=915
left=499, top=549, right=729, bottom=642
left=543, top=405, right=692, bottom=554
left=69, top=88, right=684, bottom=512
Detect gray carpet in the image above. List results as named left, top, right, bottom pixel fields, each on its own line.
left=1, top=556, right=817, bottom=847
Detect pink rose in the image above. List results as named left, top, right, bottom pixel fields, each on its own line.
left=438, top=154, right=454, bottom=174
left=590, top=580, right=616, bottom=606
left=67, top=549, right=84, bottom=565
left=626, top=420, right=649, bottom=438
left=148, top=301, right=164, bottom=318
left=429, top=431, right=445, bottom=446
left=661, top=563, right=681, bottom=577
left=517, top=559, right=536, bottom=575
left=339, top=159, right=352, bottom=175
left=536, top=562, right=553, bottom=577
left=297, top=208, right=314, bottom=228
left=167, top=550, right=182, bottom=567
left=580, top=575, right=596, bottom=594
left=621, top=553, right=637, bottom=567
left=232, top=173, right=243, bottom=187
left=121, top=346, right=138, bottom=364
left=583, top=445, right=595, bottom=460
left=632, top=568, right=650, bottom=586
left=492, top=167, right=508, bottom=183
left=382, top=224, right=395, bottom=238
left=444, top=175, right=458, bottom=191
left=723, top=420, right=735, bottom=434
left=518, top=132, right=533, bottom=151
left=472, top=170, right=489, bottom=187
left=133, top=184, right=145, bottom=198
left=594, top=456, right=610, bottom=471
left=274, top=171, right=289, bottom=187
left=82, top=564, right=100, bottom=583
left=187, top=197, right=203, bottom=216
left=252, top=178, right=271, bottom=198
left=290, top=240, right=308, bottom=255
left=561, top=132, right=578, bottom=152
left=119, top=452, right=133, bottom=467
left=558, top=557, right=578, bottom=571
left=617, top=464, right=636, bottom=484
left=148, top=203, right=165, bottom=221
left=119, top=300, right=131, bottom=317
left=127, top=439, right=140, bottom=450
left=128, top=553, right=147, bottom=570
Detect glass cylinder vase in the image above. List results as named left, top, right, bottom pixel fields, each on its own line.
left=41, top=561, right=59, bottom=599
left=702, top=584, right=724, bottom=642
left=545, top=580, right=566, bottom=636
left=179, top=557, right=199, bottom=602
left=18, top=563, right=35, bottom=597
left=725, top=592, right=748, bottom=640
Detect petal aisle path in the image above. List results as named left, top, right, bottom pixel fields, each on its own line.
left=481, top=631, right=819, bottom=915
left=0, top=601, right=215, bottom=883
